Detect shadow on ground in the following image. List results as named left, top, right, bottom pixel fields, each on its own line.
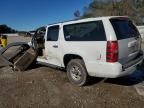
left=105, top=66, right=144, bottom=86
left=26, top=61, right=144, bottom=86
left=83, top=62, right=144, bottom=86
left=85, top=70, right=144, bottom=86
left=26, top=63, right=42, bottom=71
left=105, top=62, right=144, bottom=86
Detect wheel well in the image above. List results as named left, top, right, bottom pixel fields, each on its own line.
left=63, top=54, right=83, bottom=68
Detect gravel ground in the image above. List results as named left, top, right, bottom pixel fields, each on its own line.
left=7, top=36, right=31, bottom=44
left=0, top=36, right=144, bottom=108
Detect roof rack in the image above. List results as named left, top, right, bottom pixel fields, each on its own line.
left=47, top=18, right=79, bottom=26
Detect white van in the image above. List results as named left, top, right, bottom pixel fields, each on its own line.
left=33, top=16, right=143, bottom=86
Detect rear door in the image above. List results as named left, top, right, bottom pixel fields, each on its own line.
left=110, top=17, right=141, bottom=64
left=45, top=25, right=62, bottom=66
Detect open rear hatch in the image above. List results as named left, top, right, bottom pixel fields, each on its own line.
left=110, top=17, right=142, bottom=65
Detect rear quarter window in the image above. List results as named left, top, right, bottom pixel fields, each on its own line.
left=63, top=21, right=106, bottom=41
left=47, top=26, right=59, bottom=41
left=110, top=18, right=140, bottom=40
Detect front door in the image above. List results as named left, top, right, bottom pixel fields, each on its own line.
left=45, top=25, right=61, bottom=66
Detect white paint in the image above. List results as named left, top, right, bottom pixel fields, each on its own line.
left=37, top=16, right=143, bottom=78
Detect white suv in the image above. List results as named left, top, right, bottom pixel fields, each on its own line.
left=34, top=16, right=143, bottom=86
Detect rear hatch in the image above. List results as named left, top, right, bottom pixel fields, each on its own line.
left=110, top=17, right=141, bottom=64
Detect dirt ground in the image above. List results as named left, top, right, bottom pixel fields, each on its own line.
left=0, top=36, right=144, bottom=108
left=7, top=36, right=31, bottom=44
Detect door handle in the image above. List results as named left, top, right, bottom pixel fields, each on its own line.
left=53, top=45, right=58, bottom=48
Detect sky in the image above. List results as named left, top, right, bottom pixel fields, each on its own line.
left=0, top=0, right=91, bottom=31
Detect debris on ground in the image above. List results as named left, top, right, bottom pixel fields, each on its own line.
left=0, top=42, right=37, bottom=71
left=14, top=47, right=37, bottom=71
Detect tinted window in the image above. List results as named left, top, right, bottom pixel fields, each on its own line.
left=63, top=21, right=106, bottom=41
left=110, top=18, right=140, bottom=40
left=47, top=26, right=59, bottom=41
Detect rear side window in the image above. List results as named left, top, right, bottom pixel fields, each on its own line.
left=63, top=21, right=106, bottom=41
left=47, top=26, right=59, bottom=41
left=110, top=18, right=140, bottom=40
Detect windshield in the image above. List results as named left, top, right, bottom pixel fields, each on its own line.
left=110, top=18, right=140, bottom=40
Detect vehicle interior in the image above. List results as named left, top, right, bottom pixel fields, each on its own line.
left=32, top=26, right=46, bottom=56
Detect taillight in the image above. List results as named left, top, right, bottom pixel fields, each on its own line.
left=106, top=41, right=118, bottom=63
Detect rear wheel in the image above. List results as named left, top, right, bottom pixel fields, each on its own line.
left=66, top=59, right=88, bottom=86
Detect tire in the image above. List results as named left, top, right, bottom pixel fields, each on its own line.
left=67, top=59, right=88, bottom=86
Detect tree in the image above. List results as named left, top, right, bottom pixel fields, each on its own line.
left=0, top=24, right=17, bottom=34
left=76, top=0, right=144, bottom=25
left=74, top=10, right=81, bottom=18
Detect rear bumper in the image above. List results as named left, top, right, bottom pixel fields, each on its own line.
left=85, top=52, right=143, bottom=78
